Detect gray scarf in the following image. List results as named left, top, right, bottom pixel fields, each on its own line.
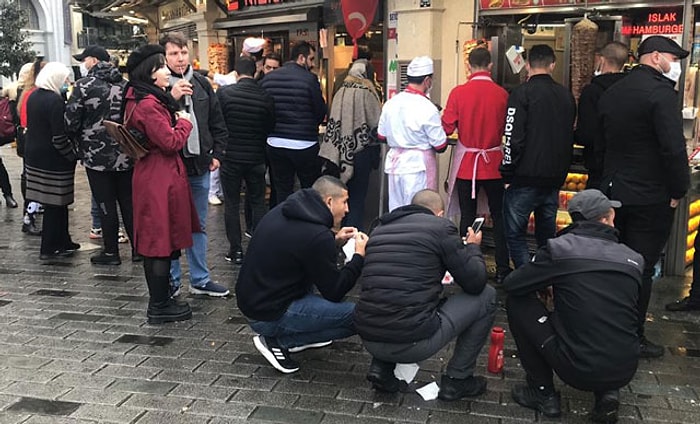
left=170, top=66, right=200, bottom=157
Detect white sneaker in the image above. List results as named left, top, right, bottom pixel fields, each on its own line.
left=208, top=196, right=222, bottom=206
left=118, top=228, right=129, bottom=243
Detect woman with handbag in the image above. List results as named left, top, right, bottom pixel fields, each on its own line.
left=24, top=62, right=79, bottom=259
left=124, top=44, right=198, bottom=324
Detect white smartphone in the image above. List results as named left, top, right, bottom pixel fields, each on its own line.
left=470, top=217, right=485, bottom=234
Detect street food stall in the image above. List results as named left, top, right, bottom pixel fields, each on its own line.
left=476, top=0, right=700, bottom=275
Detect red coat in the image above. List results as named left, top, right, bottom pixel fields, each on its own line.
left=442, top=71, right=508, bottom=180
left=125, top=88, right=199, bottom=257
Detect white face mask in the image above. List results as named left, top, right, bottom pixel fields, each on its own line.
left=593, top=70, right=602, bottom=77
left=79, top=62, right=89, bottom=77
left=661, top=56, right=682, bottom=83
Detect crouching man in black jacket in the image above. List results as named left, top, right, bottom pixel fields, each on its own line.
left=504, top=189, right=643, bottom=423
left=236, top=176, right=368, bottom=374
left=354, top=189, right=496, bottom=400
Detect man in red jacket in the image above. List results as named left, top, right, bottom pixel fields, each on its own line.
left=443, top=47, right=511, bottom=283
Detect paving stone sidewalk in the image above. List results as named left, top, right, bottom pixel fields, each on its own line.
left=1, top=146, right=700, bottom=423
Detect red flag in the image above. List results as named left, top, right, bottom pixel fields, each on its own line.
left=341, top=0, right=378, bottom=59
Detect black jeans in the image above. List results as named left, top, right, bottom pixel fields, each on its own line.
left=40, top=205, right=71, bottom=254
left=85, top=168, right=134, bottom=255
left=614, top=203, right=674, bottom=336
left=362, top=286, right=497, bottom=379
left=0, top=157, right=12, bottom=196
left=221, top=162, right=267, bottom=254
left=267, top=144, right=320, bottom=204
left=456, top=178, right=510, bottom=274
left=506, top=294, right=633, bottom=392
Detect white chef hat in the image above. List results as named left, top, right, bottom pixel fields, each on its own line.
left=406, top=56, right=434, bottom=77
left=242, top=37, right=266, bottom=54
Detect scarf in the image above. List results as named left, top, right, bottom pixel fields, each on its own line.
left=169, top=66, right=200, bottom=157
left=128, top=80, right=180, bottom=122
left=320, top=74, right=381, bottom=183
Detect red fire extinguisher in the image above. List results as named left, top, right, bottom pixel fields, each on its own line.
left=487, top=326, right=505, bottom=374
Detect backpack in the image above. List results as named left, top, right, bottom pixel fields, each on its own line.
left=103, top=105, right=148, bottom=161
left=0, top=98, right=17, bottom=145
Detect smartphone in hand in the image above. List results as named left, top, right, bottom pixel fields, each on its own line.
left=470, top=217, right=485, bottom=234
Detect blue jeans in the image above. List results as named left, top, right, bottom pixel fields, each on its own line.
left=91, top=196, right=101, bottom=229
left=248, top=294, right=356, bottom=349
left=503, top=186, right=558, bottom=268
left=171, top=172, right=212, bottom=288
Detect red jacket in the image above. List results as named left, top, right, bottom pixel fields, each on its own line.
left=125, top=88, right=199, bottom=257
left=442, top=71, right=507, bottom=180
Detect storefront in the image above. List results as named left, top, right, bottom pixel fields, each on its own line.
left=476, top=0, right=698, bottom=276
left=214, top=1, right=384, bottom=105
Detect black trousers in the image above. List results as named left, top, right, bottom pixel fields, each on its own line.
left=506, top=294, right=633, bottom=393
left=221, top=162, right=267, bottom=254
left=86, top=168, right=134, bottom=255
left=344, top=145, right=380, bottom=231
left=40, top=205, right=71, bottom=254
left=0, top=157, right=12, bottom=196
left=689, top=232, right=700, bottom=302
left=266, top=144, right=320, bottom=204
left=456, top=178, right=510, bottom=274
left=614, top=203, right=674, bottom=337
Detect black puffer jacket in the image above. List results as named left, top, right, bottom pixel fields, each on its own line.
left=216, top=78, right=275, bottom=165
left=574, top=72, right=627, bottom=189
left=354, top=205, right=487, bottom=343
left=599, top=65, right=689, bottom=205
left=260, top=62, right=327, bottom=141
left=65, top=62, right=130, bottom=171
left=504, top=221, right=643, bottom=389
left=500, top=74, right=576, bottom=188
left=236, top=189, right=363, bottom=321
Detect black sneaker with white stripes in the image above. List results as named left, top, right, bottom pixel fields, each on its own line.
left=253, top=335, right=299, bottom=373
left=288, top=340, right=332, bottom=353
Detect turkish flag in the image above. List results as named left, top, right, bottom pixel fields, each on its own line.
left=341, top=0, right=378, bottom=58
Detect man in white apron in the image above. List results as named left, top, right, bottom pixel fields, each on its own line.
left=443, top=47, right=511, bottom=283
left=378, top=56, right=447, bottom=211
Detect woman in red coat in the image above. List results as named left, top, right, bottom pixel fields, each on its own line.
left=125, top=45, right=199, bottom=324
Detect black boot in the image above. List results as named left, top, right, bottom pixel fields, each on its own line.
left=366, top=358, right=405, bottom=393
left=22, top=213, right=41, bottom=236
left=147, top=298, right=192, bottom=324
left=511, top=383, right=561, bottom=417
left=438, top=374, right=487, bottom=400
left=4, top=195, right=18, bottom=208
left=91, top=251, right=122, bottom=266
left=591, top=389, right=620, bottom=423
left=144, top=257, right=191, bottom=324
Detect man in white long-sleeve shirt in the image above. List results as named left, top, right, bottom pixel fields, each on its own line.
left=378, top=56, right=447, bottom=211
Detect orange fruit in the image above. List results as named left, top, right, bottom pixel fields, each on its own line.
left=566, top=182, right=577, bottom=191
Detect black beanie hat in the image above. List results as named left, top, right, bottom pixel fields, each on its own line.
left=126, top=44, right=165, bottom=74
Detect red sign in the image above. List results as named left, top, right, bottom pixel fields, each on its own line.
left=621, top=11, right=683, bottom=36
left=341, top=0, right=379, bottom=58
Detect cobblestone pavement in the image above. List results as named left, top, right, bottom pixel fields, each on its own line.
left=1, top=146, right=700, bottom=423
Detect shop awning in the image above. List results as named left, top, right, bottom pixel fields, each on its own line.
left=213, top=6, right=320, bottom=30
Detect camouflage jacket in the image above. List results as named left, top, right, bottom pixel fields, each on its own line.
left=65, top=62, right=131, bottom=171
